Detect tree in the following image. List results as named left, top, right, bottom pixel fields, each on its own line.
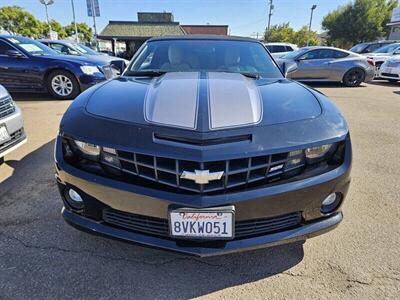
left=322, top=0, right=398, bottom=48
left=42, top=19, right=67, bottom=39
left=64, top=22, right=93, bottom=43
left=293, top=26, right=320, bottom=47
left=264, top=23, right=295, bottom=43
left=0, top=6, right=43, bottom=38
left=264, top=23, right=319, bottom=46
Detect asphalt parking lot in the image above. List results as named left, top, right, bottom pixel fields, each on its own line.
left=0, top=81, right=399, bottom=299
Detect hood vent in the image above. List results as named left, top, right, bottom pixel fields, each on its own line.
left=153, top=133, right=252, bottom=146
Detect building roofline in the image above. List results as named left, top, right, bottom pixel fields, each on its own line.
left=147, top=34, right=259, bottom=42
left=181, top=25, right=228, bottom=27
left=107, top=20, right=180, bottom=25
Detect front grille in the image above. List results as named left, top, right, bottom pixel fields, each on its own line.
left=381, top=72, right=399, bottom=78
left=101, top=66, right=116, bottom=79
left=0, top=96, right=15, bottom=119
left=0, top=128, right=25, bottom=152
left=102, top=209, right=302, bottom=240
left=103, top=150, right=302, bottom=194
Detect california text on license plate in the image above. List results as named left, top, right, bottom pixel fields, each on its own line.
left=169, top=206, right=235, bottom=240
left=0, top=125, right=10, bottom=143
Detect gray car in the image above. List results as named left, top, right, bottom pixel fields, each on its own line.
left=0, top=84, right=26, bottom=164
left=277, top=46, right=375, bottom=87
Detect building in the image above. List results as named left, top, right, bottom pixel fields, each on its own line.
left=98, top=12, right=228, bottom=58
left=387, top=6, right=400, bottom=40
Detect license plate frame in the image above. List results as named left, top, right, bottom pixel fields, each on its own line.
left=0, top=125, right=10, bottom=143
left=168, top=205, right=235, bottom=240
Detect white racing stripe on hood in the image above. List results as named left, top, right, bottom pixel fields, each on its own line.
left=208, top=72, right=262, bottom=129
left=144, top=72, right=199, bottom=129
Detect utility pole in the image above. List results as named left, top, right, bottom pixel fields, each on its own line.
left=39, top=0, right=54, bottom=38
left=71, top=0, right=79, bottom=42
left=266, top=0, right=274, bottom=41
left=307, top=5, right=317, bottom=46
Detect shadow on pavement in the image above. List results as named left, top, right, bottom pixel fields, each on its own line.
left=10, top=92, right=58, bottom=102
left=0, top=140, right=304, bottom=299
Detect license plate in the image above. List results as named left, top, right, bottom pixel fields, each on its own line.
left=0, top=125, right=10, bottom=143
left=169, top=206, right=235, bottom=239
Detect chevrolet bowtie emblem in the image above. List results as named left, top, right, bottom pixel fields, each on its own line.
left=180, top=169, right=224, bottom=184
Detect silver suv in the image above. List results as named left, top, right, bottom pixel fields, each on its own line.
left=0, top=84, right=26, bottom=164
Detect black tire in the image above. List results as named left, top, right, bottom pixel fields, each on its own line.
left=388, top=79, right=398, bottom=83
left=342, top=68, right=365, bottom=87
left=46, top=70, right=80, bottom=100
left=0, top=157, right=4, bottom=165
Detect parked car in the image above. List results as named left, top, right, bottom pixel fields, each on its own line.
left=55, top=35, right=351, bottom=256
left=349, top=41, right=396, bottom=54
left=264, top=42, right=298, bottom=59
left=377, top=57, right=400, bottom=82
left=0, top=35, right=116, bottom=99
left=277, top=46, right=375, bottom=87
left=38, top=39, right=129, bottom=74
left=0, top=84, right=26, bottom=165
left=365, top=43, right=400, bottom=71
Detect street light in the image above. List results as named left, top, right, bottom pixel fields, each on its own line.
left=307, top=4, right=317, bottom=46
left=39, top=0, right=54, bottom=38
left=71, top=0, right=79, bottom=42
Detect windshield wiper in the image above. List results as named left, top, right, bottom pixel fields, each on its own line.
left=125, top=70, right=166, bottom=77
left=239, top=72, right=261, bottom=79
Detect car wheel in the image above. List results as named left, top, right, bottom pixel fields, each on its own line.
left=0, top=157, right=4, bottom=165
left=47, top=70, right=80, bottom=100
left=342, top=68, right=365, bottom=87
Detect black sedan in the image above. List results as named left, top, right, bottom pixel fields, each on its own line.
left=55, top=36, right=352, bottom=256
left=0, top=35, right=115, bottom=99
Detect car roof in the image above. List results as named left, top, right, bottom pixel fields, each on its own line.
left=264, top=42, right=297, bottom=46
left=38, top=39, right=77, bottom=44
left=148, top=35, right=260, bottom=43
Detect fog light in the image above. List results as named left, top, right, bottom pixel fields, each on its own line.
left=65, top=188, right=84, bottom=210
left=321, top=193, right=341, bottom=214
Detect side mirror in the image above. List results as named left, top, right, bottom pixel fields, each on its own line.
left=5, top=50, right=24, bottom=58
left=281, top=62, right=298, bottom=77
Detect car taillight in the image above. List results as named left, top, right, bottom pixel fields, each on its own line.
left=367, top=59, right=375, bottom=66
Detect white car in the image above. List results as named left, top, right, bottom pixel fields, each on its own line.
left=0, top=84, right=26, bottom=165
left=366, top=43, right=400, bottom=72
left=264, top=42, right=298, bottom=59
left=378, top=58, right=400, bottom=82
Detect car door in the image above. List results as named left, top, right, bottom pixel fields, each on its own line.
left=0, top=40, right=42, bottom=91
left=291, top=49, right=334, bottom=80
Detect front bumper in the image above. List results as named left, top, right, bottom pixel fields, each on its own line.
left=77, top=73, right=108, bottom=91
left=0, top=105, right=26, bottom=158
left=55, top=137, right=351, bottom=256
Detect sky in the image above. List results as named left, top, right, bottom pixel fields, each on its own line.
left=0, top=0, right=351, bottom=37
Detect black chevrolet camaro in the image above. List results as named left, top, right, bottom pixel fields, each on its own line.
left=55, top=36, right=352, bottom=256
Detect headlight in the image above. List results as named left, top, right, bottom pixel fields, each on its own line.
left=80, top=65, right=100, bottom=75
left=305, top=144, right=332, bottom=161
left=73, top=140, right=100, bottom=158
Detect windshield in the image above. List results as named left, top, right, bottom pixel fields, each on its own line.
left=281, top=48, right=308, bottom=59
left=7, top=36, right=57, bottom=56
left=373, top=43, right=400, bottom=53
left=75, top=44, right=99, bottom=55
left=349, top=44, right=367, bottom=53
left=126, top=39, right=283, bottom=78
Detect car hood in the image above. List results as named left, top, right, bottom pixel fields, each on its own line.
left=39, top=54, right=109, bottom=66
left=85, top=72, right=321, bottom=132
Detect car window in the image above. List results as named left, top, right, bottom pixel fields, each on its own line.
left=0, top=40, right=15, bottom=55
left=300, top=49, right=334, bottom=60
left=350, top=43, right=367, bottom=53
left=128, top=40, right=283, bottom=78
left=332, top=50, right=349, bottom=58
left=272, top=45, right=286, bottom=53
left=364, top=43, right=382, bottom=53
left=285, top=46, right=294, bottom=52
left=265, top=45, right=273, bottom=51
left=373, top=43, right=400, bottom=53
left=49, top=43, right=70, bottom=54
